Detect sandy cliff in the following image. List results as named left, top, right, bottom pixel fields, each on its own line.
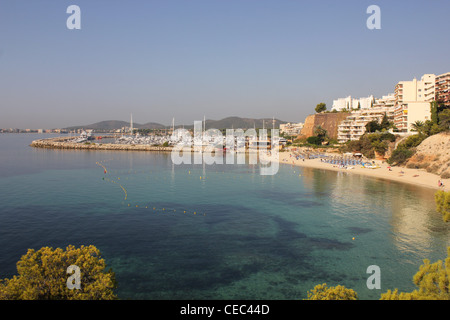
left=406, top=132, right=450, bottom=179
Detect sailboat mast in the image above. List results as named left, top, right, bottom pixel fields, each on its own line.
left=130, top=113, right=133, bottom=135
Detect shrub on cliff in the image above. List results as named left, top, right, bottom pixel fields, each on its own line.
left=387, top=134, right=427, bottom=165
left=387, top=149, right=414, bottom=165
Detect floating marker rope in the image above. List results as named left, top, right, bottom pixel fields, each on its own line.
left=97, top=160, right=204, bottom=216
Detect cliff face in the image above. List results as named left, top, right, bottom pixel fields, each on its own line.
left=406, top=132, right=450, bottom=179
left=299, top=113, right=349, bottom=139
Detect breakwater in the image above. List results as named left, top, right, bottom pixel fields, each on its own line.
left=30, top=137, right=173, bottom=152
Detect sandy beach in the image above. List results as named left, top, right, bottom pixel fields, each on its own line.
left=272, top=150, right=449, bottom=192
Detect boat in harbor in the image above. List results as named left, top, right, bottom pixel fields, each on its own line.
left=71, top=130, right=94, bottom=143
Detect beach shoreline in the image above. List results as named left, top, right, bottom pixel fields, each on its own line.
left=31, top=136, right=449, bottom=191
left=273, top=150, right=449, bottom=192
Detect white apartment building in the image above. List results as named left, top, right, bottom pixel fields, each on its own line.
left=332, top=95, right=375, bottom=111
left=337, top=106, right=395, bottom=143
left=394, top=74, right=435, bottom=132
left=373, top=93, right=395, bottom=108
left=280, top=122, right=304, bottom=136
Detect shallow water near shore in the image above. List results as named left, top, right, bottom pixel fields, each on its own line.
left=0, top=134, right=449, bottom=300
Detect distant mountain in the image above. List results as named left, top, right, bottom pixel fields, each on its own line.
left=65, top=120, right=131, bottom=130
left=65, top=117, right=290, bottom=131
left=65, top=120, right=165, bottom=130
left=183, top=117, right=288, bottom=130
left=138, top=122, right=167, bottom=129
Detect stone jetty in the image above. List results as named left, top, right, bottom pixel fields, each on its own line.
left=30, top=137, right=174, bottom=152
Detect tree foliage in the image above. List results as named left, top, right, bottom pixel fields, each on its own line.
left=438, top=108, right=450, bottom=130
left=305, top=283, right=358, bottom=300
left=380, top=113, right=391, bottom=129
left=435, top=190, right=450, bottom=223
left=365, top=113, right=392, bottom=133
left=387, top=134, right=427, bottom=165
left=307, top=247, right=450, bottom=300
left=0, top=245, right=117, bottom=300
left=306, top=136, right=323, bottom=146
left=411, top=120, right=425, bottom=134
left=430, top=101, right=439, bottom=125
left=314, top=126, right=327, bottom=140
left=387, top=149, right=413, bottom=165
left=365, top=120, right=381, bottom=133
left=315, top=103, right=327, bottom=113
left=381, top=247, right=450, bottom=300
left=345, top=132, right=396, bottom=158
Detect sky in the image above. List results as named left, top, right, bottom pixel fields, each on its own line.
left=0, top=0, right=449, bottom=129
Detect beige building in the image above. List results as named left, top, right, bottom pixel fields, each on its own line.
left=393, top=74, right=435, bottom=132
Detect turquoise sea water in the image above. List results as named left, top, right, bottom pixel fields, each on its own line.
left=0, top=134, right=449, bottom=300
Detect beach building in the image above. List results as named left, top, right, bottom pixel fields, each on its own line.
left=394, top=74, right=435, bottom=132
left=280, top=122, right=304, bottom=136
left=435, top=72, right=450, bottom=107
left=337, top=106, right=395, bottom=143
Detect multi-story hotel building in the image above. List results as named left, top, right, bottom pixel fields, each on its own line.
left=393, top=74, right=435, bottom=133
left=337, top=105, right=395, bottom=143
left=435, top=72, right=450, bottom=107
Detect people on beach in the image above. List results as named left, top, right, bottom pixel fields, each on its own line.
left=438, top=180, right=445, bottom=187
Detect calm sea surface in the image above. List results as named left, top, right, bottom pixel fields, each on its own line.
left=0, top=134, right=449, bottom=300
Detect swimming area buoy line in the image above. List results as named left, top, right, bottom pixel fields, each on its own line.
left=96, top=159, right=205, bottom=216
left=96, top=158, right=305, bottom=217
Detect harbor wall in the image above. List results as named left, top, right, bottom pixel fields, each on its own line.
left=30, top=137, right=174, bottom=152
left=299, top=113, right=349, bottom=139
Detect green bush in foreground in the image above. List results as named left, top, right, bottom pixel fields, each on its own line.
left=0, top=245, right=117, bottom=300
left=381, top=247, right=450, bottom=300
left=435, top=190, right=450, bottom=222
left=307, top=247, right=450, bottom=300
left=305, top=283, right=358, bottom=300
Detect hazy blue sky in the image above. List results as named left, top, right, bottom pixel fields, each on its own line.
left=1, top=0, right=449, bottom=128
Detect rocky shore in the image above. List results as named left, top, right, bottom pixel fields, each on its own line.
left=30, top=136, right=174, bottom=152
